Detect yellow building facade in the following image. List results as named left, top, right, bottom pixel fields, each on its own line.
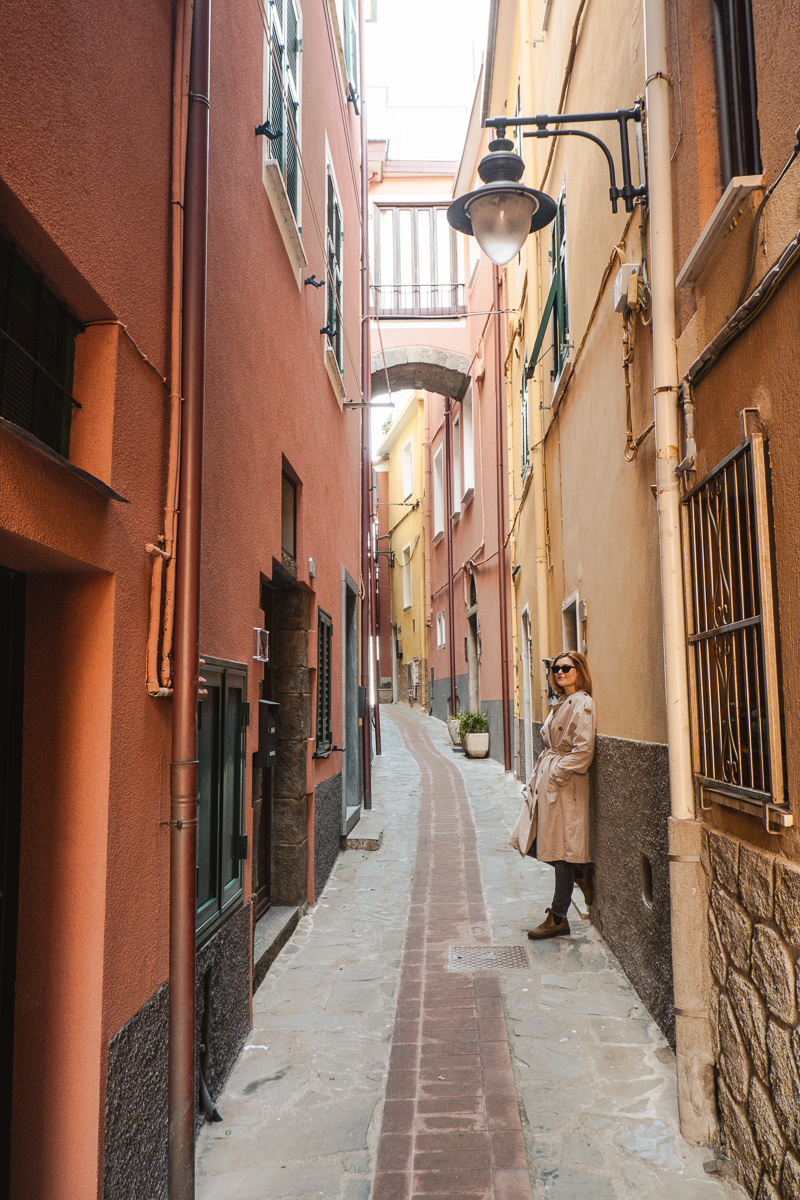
left=375, top=391, right=429, bottom=709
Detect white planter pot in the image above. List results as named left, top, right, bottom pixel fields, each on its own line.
left=462, top=732, right=489, bottom=758
left=447, top=718, right=462, bottom=745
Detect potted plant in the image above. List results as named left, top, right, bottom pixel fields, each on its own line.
left=446, top=711, right=462, bottom=745
left=458, top=710, right=489, bottom=758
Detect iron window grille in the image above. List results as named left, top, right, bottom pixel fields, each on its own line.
left=0, top=238, right=79, bottom=458
left=326, top=166, right=344, bottom=373
left=371, top=205, right=465, bottom=318
left=682, top=434, right=790, bottom=832
left=266, top=0, right=301, bottom=221
left=196, top=659, right=248, bottom=940
left=711, top=0, right=761, bottom=186
left=316, top=608, right=333, bottom=756
left=549, top=189, right=570, bottom=385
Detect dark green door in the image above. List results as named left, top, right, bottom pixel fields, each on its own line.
left=0, top=568, right=24, bottom=1198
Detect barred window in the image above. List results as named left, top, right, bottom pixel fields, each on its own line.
left=325, top=164, right=344, bottom=373
left=0, top=237, right=79, bottom=458
left=711, top=0, right=761, bottom=185
left=266, top=0, right=301, bottom=221
left=316, top=609, right=333, bottom=756
left=683, top=434, right=789, bottom=831
left=520, top=365, right=529, bottom=480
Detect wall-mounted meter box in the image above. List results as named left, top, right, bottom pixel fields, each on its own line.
left=613, top=264, right=639, bottom=313
left=254, top=699, right=279, bottom=767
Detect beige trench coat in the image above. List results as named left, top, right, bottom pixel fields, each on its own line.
left=509, top=690, right=596, bottom=862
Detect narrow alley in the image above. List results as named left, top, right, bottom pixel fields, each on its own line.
left=197, top=708, right=744, bottom=1200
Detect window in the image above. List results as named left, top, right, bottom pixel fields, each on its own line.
left=402, top=544, right=412, bottom=610
left=550, top=188, right=570, bottom=384
left=452, top=416, right=462, bottom=516
left=436, top=612, right=446, bottom=649
left=462, top=385, right=475, bottom=501
left=683, top=433, right=788, bottom=831
left=401, top=438, right=413, bottom=500
left=344, top=0, right=359, bottom=94
left=711, top=0, right=761, bottom=185
left=325, top=161, right=344, bottom=374
left=196, top=660, right=247, bottom=940
left=372, top=205, right=464, bottom=317
left=432, top=445, right=445, bottom=542
left=266, top=0, right=302, bottom=220
left=281, top=472, right=296, bottom=558
left=520, top=365, right=529, bottom=479
left=316, top=609, right=333, bottom=755
left=0, top=237, right=78, bottom=458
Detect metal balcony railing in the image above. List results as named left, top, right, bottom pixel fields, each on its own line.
left=370, top=283, right=466, bottom=319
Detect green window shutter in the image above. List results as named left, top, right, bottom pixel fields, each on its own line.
left=316, top=610, right=334, bottom=754
left=525, top=272, right=558, bottom=380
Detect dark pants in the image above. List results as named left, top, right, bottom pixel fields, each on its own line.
left=526, top=840, right=576, bottom=919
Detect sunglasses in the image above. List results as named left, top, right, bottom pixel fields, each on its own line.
left=552, top=662, right=576, bottom=675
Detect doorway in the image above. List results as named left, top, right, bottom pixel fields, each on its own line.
left=466, top=570, right=480, bottom=711
left=0, top=567, right=24, bottom=1195
left=342, top=570, right=360, bottom=824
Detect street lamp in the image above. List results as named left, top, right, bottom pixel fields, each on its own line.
left=447, top=137, right=557, bottom=265
left=448, top=107, right=647, bottom=264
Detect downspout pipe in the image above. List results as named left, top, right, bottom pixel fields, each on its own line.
left=493, top=267, right=512, bottom=771
left=359, top=0, right=372, bottom=807
left=643, top=0, right=716, bottom=1144
left=444, top=398, right=457, bottom=714
left=169, top=0, right=210, bottom=1195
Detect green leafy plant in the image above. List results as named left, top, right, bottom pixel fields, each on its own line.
left=458, top=710, right=488, bottom=738
left=381, top=413, right=394, bottom=436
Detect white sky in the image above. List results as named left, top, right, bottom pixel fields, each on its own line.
left=364, top=0, right=490, bottom=161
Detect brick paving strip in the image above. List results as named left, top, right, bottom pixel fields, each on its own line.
left=373, top=708, right=533, bottom=1200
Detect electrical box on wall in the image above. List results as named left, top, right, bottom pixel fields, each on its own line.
left=254, top=699, right=279, bottom=767
left=613, top=264, right=639, bottom=312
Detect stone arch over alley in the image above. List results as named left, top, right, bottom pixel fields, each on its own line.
left=370, top=346, right=472, bottom=400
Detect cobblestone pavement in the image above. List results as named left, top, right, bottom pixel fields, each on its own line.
left=197, top=706, right=744, bottom=1200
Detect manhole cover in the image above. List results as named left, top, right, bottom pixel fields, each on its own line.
left=448, top=945, right=530, bottom=971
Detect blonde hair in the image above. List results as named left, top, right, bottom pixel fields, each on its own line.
left=551, top=651, right=593, bottom=697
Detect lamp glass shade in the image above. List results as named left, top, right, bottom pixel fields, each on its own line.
left=466, top=189, right=537, bottom=265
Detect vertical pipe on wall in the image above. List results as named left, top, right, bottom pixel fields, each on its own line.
left=444, top=398, right=457, bottom=715
left=358, top=0, right=372, bottom=807
left=168, top=0, right=210, bottom=1195
left=520, top=0, right=551, bottom=721
left=643, top=0, right=716, bottom=1144
left=493, top=267, right=512, bottom=771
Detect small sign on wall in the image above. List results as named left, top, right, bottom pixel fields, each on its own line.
left=253, top=628, right=269, bottom=663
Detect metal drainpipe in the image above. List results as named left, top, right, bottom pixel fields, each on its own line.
left=493, top=267, right=512, bottom=771
left=643, top=0, right=715, bottom=1143
left=359, top=0, right=372, bottom=807
left=370, top=484, right=382, bottom=754
left=168, top=0, right=210, bottom=1194
left=445, top=397, right=457, bottom=714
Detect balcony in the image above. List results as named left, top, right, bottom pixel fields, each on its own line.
left=370, top=283, right=466, bottom=320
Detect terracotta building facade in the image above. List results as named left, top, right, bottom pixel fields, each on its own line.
left=0, top=0, right=366, bottom=1196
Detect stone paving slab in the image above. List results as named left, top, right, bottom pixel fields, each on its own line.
left=197, top=707, right=746, bottom=1200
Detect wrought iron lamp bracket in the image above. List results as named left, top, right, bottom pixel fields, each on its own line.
left=485, top=106, right=647, bottom=214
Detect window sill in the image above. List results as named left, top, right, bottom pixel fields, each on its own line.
left=551, top=360, right=572, bottom=415
left=461, top=486, right=474, bottom=506
left=676, top=175, right=764, bottom=289
left=432, top=529, right=444, bottom=545
left=450, top=510, right=461, bottom=522
left=0, top=415, right=128, bottom=502
left=324, top=346, right=345, bottom=406
left=262, top=159, right=308, bottom=283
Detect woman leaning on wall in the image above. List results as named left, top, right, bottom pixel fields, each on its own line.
left=510, top=651, right=596, bottom=939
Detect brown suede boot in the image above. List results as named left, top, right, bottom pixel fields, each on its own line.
left=527, top=908, right=570, bottom=940
left=574, top=863, right=595, bottom=906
